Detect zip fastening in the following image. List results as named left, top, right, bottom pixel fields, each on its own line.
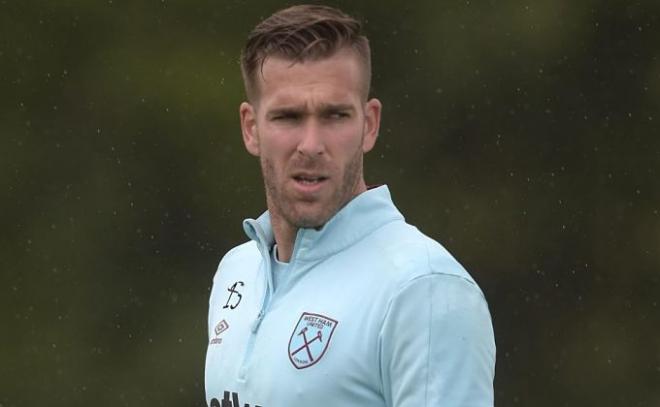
left=237, top=227, right=309, bottom=381
left=238, top=224, right=274, bottom=381
left=251, top=310, right=265, bottom=333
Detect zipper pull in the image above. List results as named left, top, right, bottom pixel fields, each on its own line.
left=251, top=310, right=265, bottom=333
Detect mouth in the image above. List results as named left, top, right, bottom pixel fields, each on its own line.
left=293, top=175, right=329, bottom=185
left=291, top=172, right=330, bottom=194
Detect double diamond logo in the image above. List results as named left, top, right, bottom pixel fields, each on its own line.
left=210, top=319, right=229, bottom=345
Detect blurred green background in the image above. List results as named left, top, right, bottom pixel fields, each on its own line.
left=1, top=0, right=658, bottom=406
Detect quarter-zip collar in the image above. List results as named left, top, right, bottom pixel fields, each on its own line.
left=242, top=185, right=404, bottom=264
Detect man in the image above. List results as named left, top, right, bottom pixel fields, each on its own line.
left=205, top=5, right=495, bottom=407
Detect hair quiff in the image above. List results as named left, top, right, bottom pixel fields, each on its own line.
left=240, top=4, right=371, bottom=102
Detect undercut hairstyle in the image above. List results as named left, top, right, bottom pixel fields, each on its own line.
left=240, top=4, right=372, bottom=102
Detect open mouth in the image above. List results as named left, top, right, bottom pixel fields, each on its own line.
left=293, top=175, right=328, bottom=185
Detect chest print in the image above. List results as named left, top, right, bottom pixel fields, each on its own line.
left=288, top=312, right=338, bottom=369
left=223, top=281, right=244, bottom=310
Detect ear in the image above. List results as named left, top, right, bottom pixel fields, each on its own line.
left=362, top=98, right=382, bottom=153
left=240, top=102, right=260, bottom=156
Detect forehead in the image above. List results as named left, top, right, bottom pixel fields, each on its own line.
left=255, top=49, right=366, bottom=107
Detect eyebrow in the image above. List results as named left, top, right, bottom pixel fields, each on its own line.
left=266, top=106, right=304, bottom=118
left=267, top=103, right=356, bottom=117
left=318, top=103, right=356, bottom=112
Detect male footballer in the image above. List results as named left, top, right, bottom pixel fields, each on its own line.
left=205, top=5, right=495, bottom=406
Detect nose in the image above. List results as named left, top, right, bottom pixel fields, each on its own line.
left=296, top=119, right=325, bottom=157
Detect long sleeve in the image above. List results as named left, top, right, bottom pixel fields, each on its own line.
left=379, top=273, right=496, bottom=407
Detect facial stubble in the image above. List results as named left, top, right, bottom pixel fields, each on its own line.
left=261, top=143, right=364, bottom=230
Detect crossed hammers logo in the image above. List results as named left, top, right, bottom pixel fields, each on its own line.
left=291, top=326, right=323, bottom=362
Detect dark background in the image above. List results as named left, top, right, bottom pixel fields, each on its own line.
left=1, top=1, right=658, bottom=406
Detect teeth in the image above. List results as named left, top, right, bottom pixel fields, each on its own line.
left=299, top=178, right=319, bottom=183
left=295, top=176, right=323, bottom=184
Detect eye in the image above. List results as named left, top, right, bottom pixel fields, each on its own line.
left=327, top=111, right=350, bottom=120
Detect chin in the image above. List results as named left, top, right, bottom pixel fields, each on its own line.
left=289, top=206, right=334, bottom=229
left=291, top=213, right=328, bottom=229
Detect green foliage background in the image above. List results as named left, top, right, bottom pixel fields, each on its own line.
left=1, top=1, right=658, bottom=406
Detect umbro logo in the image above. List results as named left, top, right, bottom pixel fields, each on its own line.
left=210, top=319, right=229, bottom=345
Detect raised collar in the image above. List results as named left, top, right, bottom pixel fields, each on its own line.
left=242, top=185, right=404, bottom=264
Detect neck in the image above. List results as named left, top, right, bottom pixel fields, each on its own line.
left=269, top=215, right=297, bottom=263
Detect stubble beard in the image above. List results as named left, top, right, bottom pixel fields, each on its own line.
left=261, top=147, right=364, bottom=230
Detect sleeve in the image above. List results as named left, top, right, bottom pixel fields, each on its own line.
left=208, top=254, right=230, bottom=341
left=378, top=274, right=496, bottom=407
left=207, top=260, right=222, bottom=341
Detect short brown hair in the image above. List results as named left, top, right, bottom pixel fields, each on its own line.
left=240, top=5, right=371, bottom=102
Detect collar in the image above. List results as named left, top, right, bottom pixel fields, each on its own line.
left=242, top=185, right=404, bottom=264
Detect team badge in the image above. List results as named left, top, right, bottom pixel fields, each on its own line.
left=288, top=312, right=338, bottom=369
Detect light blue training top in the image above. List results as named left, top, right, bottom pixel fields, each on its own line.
left=205, top=185, right=495, bottom=407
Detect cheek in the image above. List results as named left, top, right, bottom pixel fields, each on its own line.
left=260, top=123, right=299, bottom=149
left=260, top=142, right=295, bottom=178
left=333, top=127, right=365, bottom=156
left=258, top=132, right=293, bottom=160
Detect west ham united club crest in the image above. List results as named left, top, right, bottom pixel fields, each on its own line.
left=288, top=312, right=338, bottom=369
